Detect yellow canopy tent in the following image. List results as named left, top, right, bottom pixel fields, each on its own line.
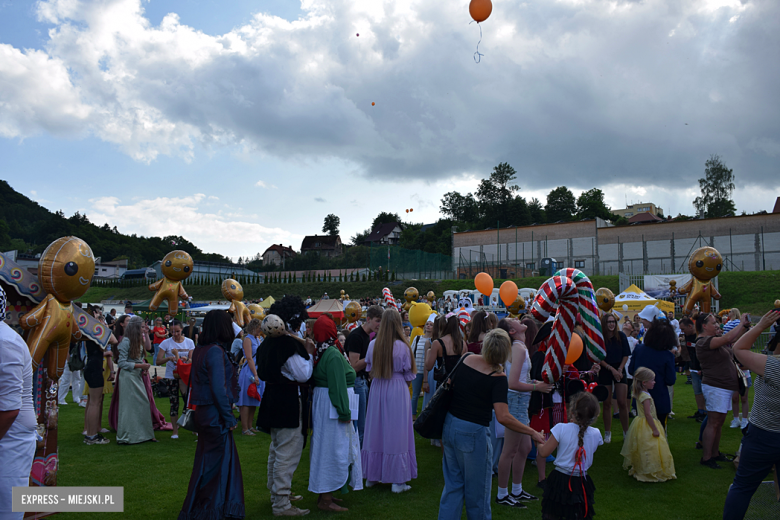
left=614, top=284, right=674, bottom=315
left=259, top=296, right=275, bottom=308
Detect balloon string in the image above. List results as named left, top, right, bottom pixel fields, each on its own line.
left=471, top=21, right=484, bottom=63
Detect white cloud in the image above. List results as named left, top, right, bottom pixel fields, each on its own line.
left=87, top=193, right=303, bottom=257
left=0, top=0, right=777, bottom=196
left=255, top=180, right=277, bottom=189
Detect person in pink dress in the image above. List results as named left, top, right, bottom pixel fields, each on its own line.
left=361, top=309, right=418, bottom=493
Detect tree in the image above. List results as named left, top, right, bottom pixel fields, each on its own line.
left=476, top=162, right=520, bottom=227
left=440, top=191, right=479, bottom=223
left=693, top=155, right=737, bottom=218
left=576, top=188, right=613, bottom=220
left=371, top=212, right=401, bottom=231
left=350, top=227, right=371, bottom=246
left=545, top=187, right=576, bottom=222
left=528, top=198, right=546, bottom=224
left=322, top=214, right=340, bottom=236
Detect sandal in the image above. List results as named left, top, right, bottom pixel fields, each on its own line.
left=242, top=430, right=256, bottom=436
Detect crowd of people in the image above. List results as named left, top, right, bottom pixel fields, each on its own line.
left=2, top=287, right=780, bottom=520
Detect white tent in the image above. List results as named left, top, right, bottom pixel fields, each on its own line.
left=614, top=284, right=674, bottom=313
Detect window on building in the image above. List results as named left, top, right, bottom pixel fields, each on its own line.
left=625, top=212, right=633, bottom=217
left=526, top=263, right=535, bottom=269
left=575, top=260, right=585, bottom=268
left=555, top=262, right=565, bottom=269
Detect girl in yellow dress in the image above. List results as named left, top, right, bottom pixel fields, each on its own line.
left=620, top=367, right=676, bottom=482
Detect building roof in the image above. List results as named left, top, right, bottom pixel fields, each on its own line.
left=628, top=212, right=665, bottom=224
left=364, top=222, right=401, bottom=244
left=263, top=244, right=296, bottom=256
left=300, top=234, right=341, bottom=251
left=773, top=197, right=780, bottom=214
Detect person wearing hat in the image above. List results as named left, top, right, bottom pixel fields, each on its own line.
left=628, top=306, right=677, bottom=432
left=0, top=287, right=37, bottom=520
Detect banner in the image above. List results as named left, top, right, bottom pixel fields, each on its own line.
left=643, top=274, right=691, bottom=299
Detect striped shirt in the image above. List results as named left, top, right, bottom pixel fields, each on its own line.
left=412, top=336, right=429, bottom=373
left=749, top=356, right=780, bottom=433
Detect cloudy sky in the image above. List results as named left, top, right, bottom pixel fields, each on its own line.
left=1, top=0, right=777, bottom=261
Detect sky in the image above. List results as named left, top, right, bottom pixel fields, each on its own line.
left=1, top=0, right=778, bottom=262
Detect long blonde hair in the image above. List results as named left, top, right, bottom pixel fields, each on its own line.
left=125, top=316, right=144, bottom=360
left=371, top=309, right=415, bottom=380
left=632, top=367, right=656, bottom=399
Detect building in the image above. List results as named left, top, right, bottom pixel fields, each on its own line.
left=364, top=222, right=403, bottom=246
left=453, top=213, right=780, bottom=278
left=262, top=244, right=297, bottom=266
left=151, top=259, right=260, bottom=283
left=628, top=212, right=665, bottom=224
left=93, top=258, right=128, bottom=279
left=1, top=250, right=39, bottom=274
left=300, top=234, right=343, bottom=258
left=612, top=202, right=661, bottom=219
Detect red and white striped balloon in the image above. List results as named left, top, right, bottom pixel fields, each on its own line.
left=531, top=269, right=605, bottom=383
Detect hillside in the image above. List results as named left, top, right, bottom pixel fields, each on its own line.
left=0, top=180, right=230, bottom=268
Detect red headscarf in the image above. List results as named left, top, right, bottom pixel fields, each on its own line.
left=312, top=314, right=343, bottom=366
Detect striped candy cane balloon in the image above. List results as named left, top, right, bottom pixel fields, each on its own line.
left=531, top=269, right=605, bottom=383
left=346, top=322, right=359, bottom=332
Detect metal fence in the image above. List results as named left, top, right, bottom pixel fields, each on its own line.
left=368, top=245, right=453, bottom=280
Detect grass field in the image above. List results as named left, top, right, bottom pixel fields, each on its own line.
left=82, top=270, right=780, bottom=319
left=54, top=374, right=754, bottom=520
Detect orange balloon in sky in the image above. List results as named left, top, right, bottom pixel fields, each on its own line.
left=469, top=0, right=492, bottom=23
left=371, top=102, right=375, bottom=106
left=474, top=272, right=493, bottom=297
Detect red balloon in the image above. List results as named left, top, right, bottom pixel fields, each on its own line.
left=371, top=102, right=375, bottom=106
left=469, top=0, right=493, bottom=23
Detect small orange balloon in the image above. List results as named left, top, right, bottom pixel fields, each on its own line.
left=499, top=280, right=518, bottom=307
left=410, top=208, right=413, bottom=212
left=469, top=0, right=492, bottom=23
left=565, top=334, right=583, bottom=364
left=371, top=102, right=375, bottom=106
left=474, top=272, right=493, bottom=297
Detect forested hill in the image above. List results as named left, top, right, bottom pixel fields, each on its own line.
left=0, top=180, right=229, bottom=268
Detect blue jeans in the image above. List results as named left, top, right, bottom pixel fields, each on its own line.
left=411, top=373, right=425, bottom=415
left=439, top=413, right=493, bottom=520
left=354, top=377, right=369, bottom=447
left=723, top=423, right=780, bottom=519
left=489, top=412, right=503, bottom=475
left=153, top=344, right=160, bottom=365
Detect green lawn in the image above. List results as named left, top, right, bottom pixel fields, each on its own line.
left=53, top=374, right=753, bottom=519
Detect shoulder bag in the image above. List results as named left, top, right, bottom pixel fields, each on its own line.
left=433, top=339, right=448, bottom=383
left=414, top=353, right=472, bottom=439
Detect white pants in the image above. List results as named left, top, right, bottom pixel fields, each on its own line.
left=58, top=363, right=84, bottom=404
left=0, top=427, right=37, bottom=520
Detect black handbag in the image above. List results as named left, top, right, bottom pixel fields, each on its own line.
left=734, top=359, right=748, bottom=396
left=414, top=353, right=471, bottom=439
left=433, top=339, right=448, bottom=383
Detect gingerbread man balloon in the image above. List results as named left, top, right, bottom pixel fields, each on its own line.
left=19, top=236, right=95, bottom=379
left=403, top=287, right=419, bottom=312
left=678, top=246, right=722, bottom=315
left=222, top=278, right=251, bottom=327
left=149, top=250, right=193, bottom=312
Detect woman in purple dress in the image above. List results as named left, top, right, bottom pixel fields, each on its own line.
left=361, top=309, right=418, bottom=493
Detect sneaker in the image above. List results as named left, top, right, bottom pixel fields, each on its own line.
left=511, top=490, right=538, bottom=501
left=391, top=484, right=412, bottom=494
left=495, top=495, right=527, bottom=508
left=741, top=418, right=749, bottom=429
left=668, top=412, right=675, bottom=418
left=700, top=458, right=721, bottom=469
left=171, top=435, right=179, bottom=439
left=687, top=411, right=702, bottom=419
left=79, top=401, right=87, bottom=408
left=84, top=434, right=110, bottom=445
left=604, top=432, right=611, bottom=444
left=612, top=412, right=620, bottom=419
left=273, top=506, right=310, bottom=517
left=729, top=418, right=741, bottom=428
left=58, top=401, right=68, bottom=405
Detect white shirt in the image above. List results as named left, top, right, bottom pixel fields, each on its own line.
left=551, top=422, right=603, bottom=476
left=625, top=336, right=638, bottom=379
left=158, top=337, right=195, bottom=379
left=0, top=322, right=37, bottom=433
left=281, top=354, right=313, bottom=383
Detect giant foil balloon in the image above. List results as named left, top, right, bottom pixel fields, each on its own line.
left=222, top=278, right=251, bottom=327
left=19, top=236, right=95, bottom=379
left=247, top=303, right=265, bottom=321
left=531, top=268, right=605, bottom=383
left=403, top=287, right=419, bottom=312
left=409, top=302, right=434, bottom=341
left=344, top=301, right=362, bottom=330
left=149, top=250, right=193, bottom=312
left=595, top=288, right=615, bottom=314
left=679, top=247, right=722, bottom=315
left=426, top=291, right=435, bottom=304
left=507, top=295, right=526, bottom=318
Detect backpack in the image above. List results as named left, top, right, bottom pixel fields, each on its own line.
left=67, top=342, right=85, bottom=372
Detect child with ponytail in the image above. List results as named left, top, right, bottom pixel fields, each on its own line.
left=620, top=367, right=676, bottom=482
left=535, top=392, right=602, bottom=520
